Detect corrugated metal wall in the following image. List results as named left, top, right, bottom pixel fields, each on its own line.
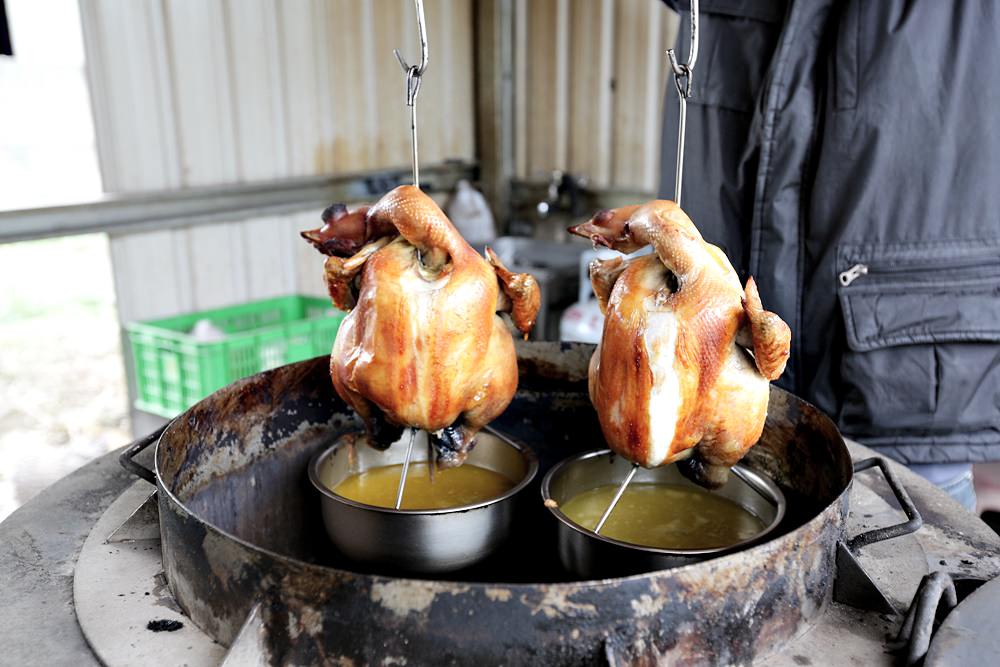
left=80, top=0, right=476, bottom=322
left=513, top=0, right=678, bottom=192
left=79, top=0, right=676, bottom=430
left=79, top=0, right=674, bottom=325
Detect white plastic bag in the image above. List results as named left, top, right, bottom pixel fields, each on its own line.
left=190, top=318, right=226, bottom=342
left=446, top=180, right=495, bottom=246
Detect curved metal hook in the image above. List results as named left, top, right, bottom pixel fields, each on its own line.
left=666, top=0, right=699, bottom=85
left=671, top=63, right=693, bottom=99
left=667, top=0, right=699, bottom=205
left=393, top=0, right=429, bottom=82
left=393, top=2, right=430, bottom=199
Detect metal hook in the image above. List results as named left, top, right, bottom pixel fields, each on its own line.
left=393, top=0, right=429, bottom=79
left=393, top=0, right=429, bottom=187
left=666, top=0, right=699, bottom=206
left=666, top=0, right=698, bottom=82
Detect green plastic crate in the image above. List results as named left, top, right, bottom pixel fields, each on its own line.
left=126, top=295, right=344, bottom=418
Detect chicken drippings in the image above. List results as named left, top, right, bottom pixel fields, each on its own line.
left=560, top=483, right=764, bottom=549
left=333, top=462, right=514, bottom=510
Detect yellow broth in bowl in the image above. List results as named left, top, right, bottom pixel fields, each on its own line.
left=560, top=482, right=765, bottom=550
left=333, top=462, right=515, bottom=510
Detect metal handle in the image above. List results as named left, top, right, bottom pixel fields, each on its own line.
left=890, top=572, right=958, bottom=666
left=118, top=424, right=168, bottom=484
left=833, top=456, right=925, bottom=613
left=848, top=456, right=923, bottom=551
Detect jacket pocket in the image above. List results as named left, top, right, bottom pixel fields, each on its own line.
left=836, top=241, right=1000, bottom=439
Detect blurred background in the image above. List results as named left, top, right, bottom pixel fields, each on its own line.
left=0, top=0, right=679, bottom=520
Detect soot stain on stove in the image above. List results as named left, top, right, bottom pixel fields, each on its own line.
left=147, top=619, right=184, bottom=632
left=151, top=571, right=183, bottom=613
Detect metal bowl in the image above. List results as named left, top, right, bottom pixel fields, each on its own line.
left=309, top=427, right=538, bottom=573
left=542, top=449, right=786, bottom=577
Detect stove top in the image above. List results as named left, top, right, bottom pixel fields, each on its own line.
left=2, top=442, right=998, bottom=666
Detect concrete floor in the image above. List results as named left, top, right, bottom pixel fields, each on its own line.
left=0, top=235, right=130, bottom=521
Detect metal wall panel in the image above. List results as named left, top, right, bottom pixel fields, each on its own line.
left=513, top=0, right=678, bottom=191
left=80, top=0, right=477, bottom=326
left=79, top=0, right=670, bottom=358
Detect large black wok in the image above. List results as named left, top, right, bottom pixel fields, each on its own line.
left=119, top=342, right=919, bottom=665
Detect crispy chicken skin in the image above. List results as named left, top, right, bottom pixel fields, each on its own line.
left=302, top=185, right=540, bottom=466
left=569, top=201, right=790, bottom=488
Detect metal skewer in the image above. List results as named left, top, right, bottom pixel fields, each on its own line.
left=595, top=1, right=700, bottom=533
left=594, top=463, right=639, bottom=534
left=394, top=0, right=429, bottom=188
left=391, top=2, right=429, bottom=508
left=666, top=0, right=699, bottom=206
left=395, top=428, right=417, bottom=510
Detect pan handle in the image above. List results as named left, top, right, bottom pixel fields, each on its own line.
left=847, top=456, right=923, bottom=551
left=118, top=424, right=168, bottom=485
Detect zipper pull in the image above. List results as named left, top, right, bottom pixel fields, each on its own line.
left=839, top=263, right=868, bottom=286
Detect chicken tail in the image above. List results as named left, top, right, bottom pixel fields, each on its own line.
left=741, top=277, right=791, bottom=381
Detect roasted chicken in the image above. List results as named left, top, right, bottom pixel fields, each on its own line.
left=569, top=201, right=790, bottom=488
left=302, top=185, right=540, bottom=466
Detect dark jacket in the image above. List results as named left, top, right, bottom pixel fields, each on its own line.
left=660, top=0, right=1000, bottom=464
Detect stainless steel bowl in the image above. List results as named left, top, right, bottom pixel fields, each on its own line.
left=542, top=449, right=786, bottom=577
left=309, top=427, right=538, bottom=573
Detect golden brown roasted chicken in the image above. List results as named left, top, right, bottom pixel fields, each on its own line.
left=569, top=201, right=790, bottom=488
left=302, top=185, right=540, bottom=466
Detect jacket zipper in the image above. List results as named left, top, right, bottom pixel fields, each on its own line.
left=839, top=255, right=1000, bottom=287
left=838, top=264, right=868, bottom=286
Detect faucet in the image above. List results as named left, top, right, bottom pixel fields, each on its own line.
left=535, top=170, right=587, bottom=221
